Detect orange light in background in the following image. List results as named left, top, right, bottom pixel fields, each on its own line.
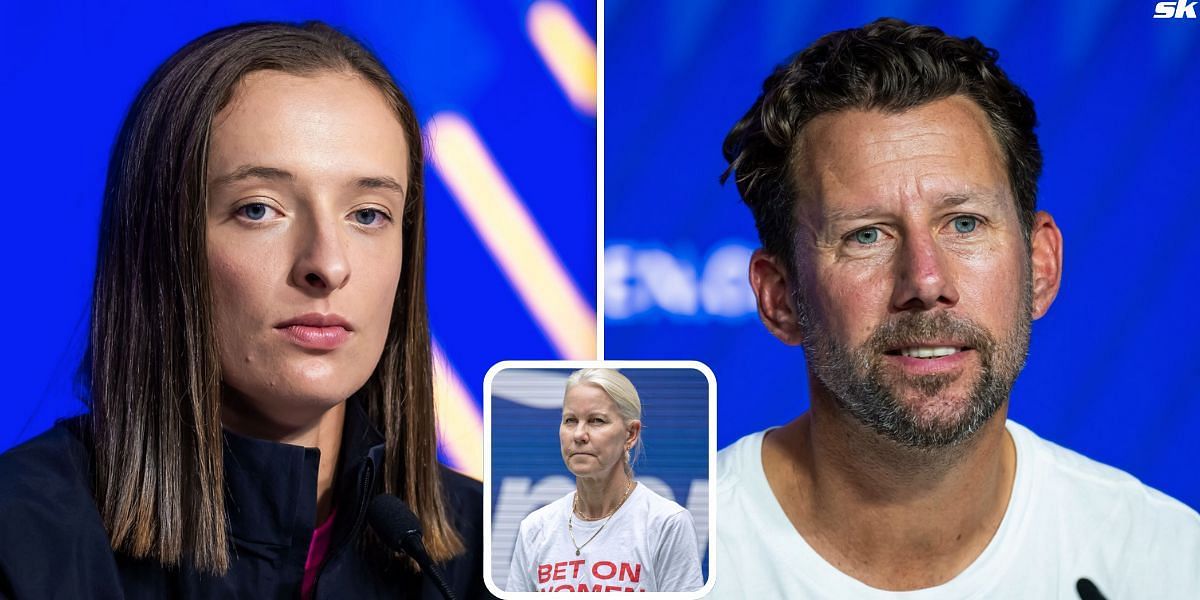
left=427, top=112, right=596, bottom=360
left=527, top=0, right=597, bottom=116
left=433, top=340, right=484, bottom=478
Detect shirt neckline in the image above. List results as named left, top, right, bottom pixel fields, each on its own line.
left=742, top=419, right=1036, bottom=598
left=568, top=482, right=643, bottom=532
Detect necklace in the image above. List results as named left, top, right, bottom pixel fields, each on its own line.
left=568, top=480, right=635, bottom=556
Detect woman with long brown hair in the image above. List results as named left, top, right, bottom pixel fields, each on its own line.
left=0, top=21, right=484, bottom=598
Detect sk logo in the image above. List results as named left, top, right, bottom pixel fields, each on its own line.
left=1155, top=0, right=1198, bottom=17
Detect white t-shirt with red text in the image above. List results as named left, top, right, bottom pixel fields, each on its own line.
left=713, top=420, right=1200, bottom=599
left=507, top=482, right=704, bottom=592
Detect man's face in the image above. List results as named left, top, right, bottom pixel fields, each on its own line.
left=788, top=96, right=1032, bottom=448
left=205, top=70, right=408, bottom=428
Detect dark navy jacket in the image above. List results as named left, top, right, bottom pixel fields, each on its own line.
left=0, top=402, right=491, bottom=599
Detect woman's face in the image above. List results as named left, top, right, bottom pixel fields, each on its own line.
left=560, top=384, right=640, bottom=480
left=206, top=70, right=408, bottom=428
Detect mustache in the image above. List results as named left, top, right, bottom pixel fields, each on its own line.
left=866, top=312, right=996, bottom=358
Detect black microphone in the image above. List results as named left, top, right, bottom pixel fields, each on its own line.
left=1076, top=578, right=1108, bottom=600
left=368, top=495, right=458, bottom=600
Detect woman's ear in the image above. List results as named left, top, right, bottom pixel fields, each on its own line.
left=626, top=419, right=642, bottom=449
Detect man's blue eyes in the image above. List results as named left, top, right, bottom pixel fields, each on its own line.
left=850, top=217, right=979, bottom=244
left=854, top=228, right=880, bottom=244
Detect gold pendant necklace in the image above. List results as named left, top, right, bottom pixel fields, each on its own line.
left=568, top=480, right=635, bottom=556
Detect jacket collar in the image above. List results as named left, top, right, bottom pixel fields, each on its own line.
left=221, top=397, right=385, bottom=550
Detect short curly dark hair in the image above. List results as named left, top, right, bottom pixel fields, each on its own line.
left=722, top=18, right=1041, bottom=268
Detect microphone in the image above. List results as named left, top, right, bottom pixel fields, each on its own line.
left=1076, top=578, right=1107, bottom=600
left=368, top=495, right=458, bottom=600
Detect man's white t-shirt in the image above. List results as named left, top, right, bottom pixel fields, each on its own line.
left=507, top=482, right=705, bottom=592
left=714, top=420, right=1200, bottom=599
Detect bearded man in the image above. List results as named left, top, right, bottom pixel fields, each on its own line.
left=714, top=18, right=1200, bottom=599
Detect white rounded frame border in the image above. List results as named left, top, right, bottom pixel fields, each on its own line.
left=482, top=359, right=718, bottom=599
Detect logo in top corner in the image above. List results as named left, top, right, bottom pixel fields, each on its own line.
left=1155, top=1, right=1197, bottom=18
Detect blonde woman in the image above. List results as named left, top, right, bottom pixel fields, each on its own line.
left=507, top=369, right=703, bottom=592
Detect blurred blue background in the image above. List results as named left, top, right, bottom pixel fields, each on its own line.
left=604, top=0, right=1200, bottom=510
left=0, top=0, right=597, bottom=477
left=489, top=367, right=709, bottom=590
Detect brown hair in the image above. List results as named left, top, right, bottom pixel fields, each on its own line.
left=722, top=17, right=1042, bottom=269
left=84, top=20, right=460, bottom=574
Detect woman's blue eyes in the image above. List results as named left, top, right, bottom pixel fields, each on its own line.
left=953, top=216, right=978, bottom=233
left=236, top=203, right=390, bottom=226
left=354, top=208, right=386, bottom=225
left=563, top=418, right=605, bottom=425
left=238, top=203, right=272, bottom=221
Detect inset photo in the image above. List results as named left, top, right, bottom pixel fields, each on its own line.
left=483, top=362, right=714, bottom=597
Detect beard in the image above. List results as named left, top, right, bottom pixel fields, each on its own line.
left=796, top=283, right=1032, bottom=449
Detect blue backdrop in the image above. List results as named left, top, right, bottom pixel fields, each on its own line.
left=604, top=0, right=1200, bottom=510
left=0, top=0, right=596, bottom=476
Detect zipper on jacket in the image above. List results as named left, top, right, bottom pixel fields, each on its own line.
left=311, top=459, right=374, bottom=597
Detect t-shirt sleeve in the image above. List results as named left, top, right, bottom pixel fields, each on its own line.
left=1117, top=491, right=1200, bottom=598
left=506, top=518, right=535, bottom=592
left=652, top=508, right=705, bottom=592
